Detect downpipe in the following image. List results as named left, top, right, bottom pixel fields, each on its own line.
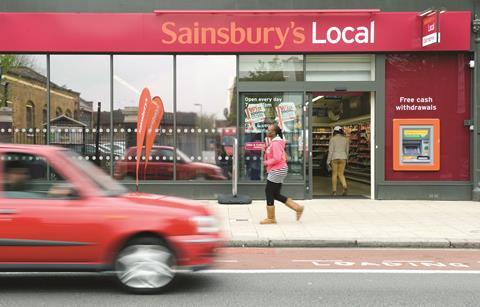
left=473, top=33, right=480, bottom=201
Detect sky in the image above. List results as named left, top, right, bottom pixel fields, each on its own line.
left=25, top=54, right=236, bottom=119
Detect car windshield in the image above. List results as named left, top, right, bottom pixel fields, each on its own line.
left=101, top=143, right=123, bottom=151
left=60, top=150, right=128, bottom=197
left=176, top=149, right=192, bottom=163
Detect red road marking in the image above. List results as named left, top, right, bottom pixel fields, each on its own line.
left=213, top=248, right=480, bottom=271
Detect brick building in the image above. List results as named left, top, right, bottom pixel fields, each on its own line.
left=1, top=66, right=93, bottom=143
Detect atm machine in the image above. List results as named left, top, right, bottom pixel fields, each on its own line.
left=401, top=128, right=432, bottom=162
left=393, top=119, right=440, bottom=171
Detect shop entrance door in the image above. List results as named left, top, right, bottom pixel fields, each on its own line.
left=308, top=92, right=373, bottom=198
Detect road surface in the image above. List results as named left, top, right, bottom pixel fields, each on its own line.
left=1, top=248, right=480, bottom=306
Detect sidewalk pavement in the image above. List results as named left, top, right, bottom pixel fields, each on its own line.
left=204, top=199, right=480, bottom=248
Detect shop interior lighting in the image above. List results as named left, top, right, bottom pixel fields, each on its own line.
left=312, top=95, right=324, bottom=102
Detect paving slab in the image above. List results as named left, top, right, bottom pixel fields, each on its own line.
left=205, top=199, right=480, bottom=248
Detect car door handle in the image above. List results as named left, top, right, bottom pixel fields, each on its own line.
left=0, top=209, right=18, bottom=215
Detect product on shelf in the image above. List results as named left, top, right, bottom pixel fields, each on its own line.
left=312, top=127, right=332, bottom=176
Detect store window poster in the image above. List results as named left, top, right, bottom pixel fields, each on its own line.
left=245, top=103, right=267, bottom=133
left=243, top=95, right=301, bottom=133
left=275, top=102, right=297, bottom=132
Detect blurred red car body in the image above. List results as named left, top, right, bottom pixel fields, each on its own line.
left=0, top=144, right=222, bottom=293
left=114, top=146, right=227, bottom=180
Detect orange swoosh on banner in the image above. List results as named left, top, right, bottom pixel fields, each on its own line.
left=136, top=88, right=152, bottom=189
left=144, top=96, right=165, bottom=172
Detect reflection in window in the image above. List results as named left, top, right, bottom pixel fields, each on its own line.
left=55, top=107, right=63, bottom=117
left=177, top=55, right=236, bottom=181
left=113, top=55, right=174, bottom=181
left=240, top=92, right=304, bottom=182
left=50, top=55, right=111, bottom=174
left=42, top=106, right=47, bottom=124
left=26, top=101, right=35, bottom=130
left=239, top=55, right=304, bottom=81
left=0, top=54, right=47, bottom=145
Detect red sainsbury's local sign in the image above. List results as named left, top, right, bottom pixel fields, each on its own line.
left=0, top=11, right=471, bottom=52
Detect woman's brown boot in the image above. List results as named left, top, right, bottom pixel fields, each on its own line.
left=285, top=198, right=304, bottom=221
left=260, top=206, right=277, bottom=224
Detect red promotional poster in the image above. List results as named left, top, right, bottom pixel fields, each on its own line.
left=144, top=96, right=165, bottom=172
left=422, top=13, right=439, bottom=47
left=136, top=88, right=152, bottom=188
left=245, top=142, right=265, bottom=151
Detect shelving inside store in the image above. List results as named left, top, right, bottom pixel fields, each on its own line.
left=312, top=126, right=331, bottom=174
left=344, top=121, right=371, bottom=184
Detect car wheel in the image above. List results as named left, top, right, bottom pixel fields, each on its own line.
left=114, top=237, right=176, bottom=294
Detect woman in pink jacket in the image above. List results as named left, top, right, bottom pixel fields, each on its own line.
left=260, top=123, right=304, bottom=224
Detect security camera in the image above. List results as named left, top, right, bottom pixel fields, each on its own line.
left=469, top=60, right=475, bottom=68
left=473, top=19, right=480, bottom=33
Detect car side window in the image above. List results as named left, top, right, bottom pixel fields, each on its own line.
left=1, top=152, right=78, bottom=200
left=159, top=150, right=174, bottom=163
left=149, top=149, right=160, bottom=161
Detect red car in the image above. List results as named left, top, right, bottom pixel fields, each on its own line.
left=114, top=146, right=227, bottom=180
left=0, top=144, right=222, bottom=294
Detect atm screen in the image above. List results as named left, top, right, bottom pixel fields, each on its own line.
left=404, top=145, right=420, bottom=155
left=394, top=119, right=439, bottom=171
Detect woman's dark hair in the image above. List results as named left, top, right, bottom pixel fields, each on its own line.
left=272, top=123, right=283, bottom=139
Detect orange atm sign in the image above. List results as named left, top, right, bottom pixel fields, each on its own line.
left=393, top=119, right=440, bottom=171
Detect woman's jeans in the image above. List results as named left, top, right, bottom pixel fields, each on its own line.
left=331, top=159, right=347, bottom=192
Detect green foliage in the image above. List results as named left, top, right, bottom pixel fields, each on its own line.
left=0, top=54, right=32, bottom=75
left=226, top=79, right=237, bottom=126
left=0, top=55, right=35, bottom=107
left=243, top=56, right=285, bottom=81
